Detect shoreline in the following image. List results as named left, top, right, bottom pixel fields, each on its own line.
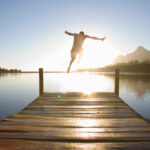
left=1, top=71, right=150, bottom=75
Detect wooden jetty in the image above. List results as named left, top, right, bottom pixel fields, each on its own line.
left=0, top=69, right=150, bottom=149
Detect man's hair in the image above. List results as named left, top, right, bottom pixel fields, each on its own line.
left=80, top=31, right=84, bottom=35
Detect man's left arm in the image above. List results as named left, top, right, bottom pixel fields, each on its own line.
left=86, top=35, right=105, bottom=41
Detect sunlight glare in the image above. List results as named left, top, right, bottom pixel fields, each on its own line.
left=75, top=119, right=99, bottom=127
left=80, top=38, right=116, bottom=69
left=44, top=72, right=113, bottom=93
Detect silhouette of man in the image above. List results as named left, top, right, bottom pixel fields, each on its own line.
left=65, top=31, right=105, bottom=73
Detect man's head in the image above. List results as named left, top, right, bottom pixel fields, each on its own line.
left=79, top=31, right=84, bottom=35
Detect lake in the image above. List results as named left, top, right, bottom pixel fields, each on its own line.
left=0, top=72, right=150, bottom=120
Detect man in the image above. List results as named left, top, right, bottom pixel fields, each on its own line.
left=65, top=30, right=105, bottom=73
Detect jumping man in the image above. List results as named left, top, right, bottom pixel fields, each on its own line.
left=65, top=31, right=105, bottom=73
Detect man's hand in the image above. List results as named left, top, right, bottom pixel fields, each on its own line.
left=65, top=30, right=68, bottom=34
left=65, top=31, right=75, bottom=36
left=101, top=37, right=106, bottom=41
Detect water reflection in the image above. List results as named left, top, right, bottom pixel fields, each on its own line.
left=0, top=73, right=21, bottom=79
left=0, top=72, right=150, bottom=120
left=0, top=73, right=38, bottom=120
left=104, top=74, right=150, bottom=119
left=104, top=74, right=150, bottom=96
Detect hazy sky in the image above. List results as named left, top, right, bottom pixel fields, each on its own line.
left=0, top=0, right=150, bottom=71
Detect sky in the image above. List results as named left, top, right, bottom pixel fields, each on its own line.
left=0, top=0, right=150, bottom=71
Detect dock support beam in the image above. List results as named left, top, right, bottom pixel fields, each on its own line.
left=39, top=68, right=44, bottom=96
left=115, top=68, right=119, bottom=97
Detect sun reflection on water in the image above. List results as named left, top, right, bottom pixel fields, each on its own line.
left=45, top=72, right=113, bottom=93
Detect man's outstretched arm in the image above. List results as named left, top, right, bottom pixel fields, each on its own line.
left=65, top=31, right=75, bottom=36
left=86, top=35, right=105, bottom=41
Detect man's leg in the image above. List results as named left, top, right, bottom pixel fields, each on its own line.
left=67, top=57, right=75, bottom=73
left=77, top=48, right=83, bottom=64
left=77, top=54, right=83, bottom=64
left=67, top=51, right=77, bottom=73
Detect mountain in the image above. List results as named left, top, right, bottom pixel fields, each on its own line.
left=113, top=46, right=150, bottom=64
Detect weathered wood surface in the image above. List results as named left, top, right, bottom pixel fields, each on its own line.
left=0, top=92, right=150, bottom=149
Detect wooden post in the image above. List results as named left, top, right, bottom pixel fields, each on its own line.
left=39, top=68, right=44, bottom=96
left=115, top=68, right=119, bottom=97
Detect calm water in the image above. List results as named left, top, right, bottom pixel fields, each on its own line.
left=0, top=72, right=150, bottom=120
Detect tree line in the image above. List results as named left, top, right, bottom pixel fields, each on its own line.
left=77, top=60, right=150, bottom=73
left=0, top=67, right=21, bottom=73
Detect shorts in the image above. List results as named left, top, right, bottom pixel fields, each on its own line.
left=71, top=48, right=83, bottom=59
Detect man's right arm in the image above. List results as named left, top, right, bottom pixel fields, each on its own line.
left=65, top=31, right=75, bottom=36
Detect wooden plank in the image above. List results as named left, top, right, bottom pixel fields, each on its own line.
left=1, top=139, right=150, bottom=150
left=1, top=126, right=150, bottom=133
left=16, top=113, right=137, bottom=118
left=29, top=103, right=127, bottom=107
left=21, top=109, right=134, bottom=114
left=35, top=97, right=121, bottom=101
left=25, top=105, right=129, bottom=109
left=1, top=118, right=149, bottom=128
left=1, top=132, right=150, bottom=141
left=30, top=101, right=124, bottom=105
left=28, top=106, right=127, bottom=110
left=41, top=92, right=116, bottom=97
left=3, top=117, right=147, bottom=124
left=6, top=114, right=141, bottom=120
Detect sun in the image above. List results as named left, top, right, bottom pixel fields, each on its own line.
left=76, top=38, right=116, bottom=69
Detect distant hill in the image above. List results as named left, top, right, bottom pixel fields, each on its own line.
left=77, top=46, right=150, bottom=73
left=77, top=60, right=150, bottom=73
left=113, top=46, right=150, bottom=64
